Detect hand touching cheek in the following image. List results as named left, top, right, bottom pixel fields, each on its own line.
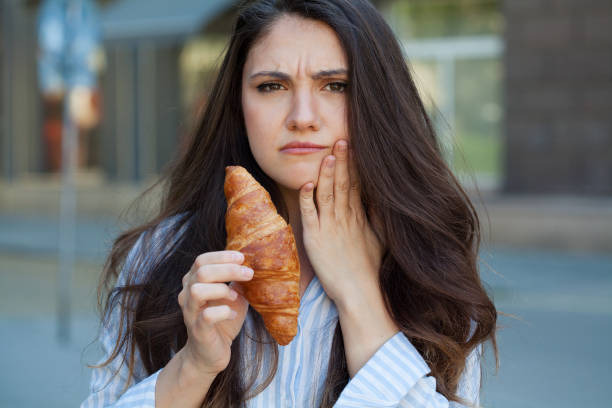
left=298, top=139, right=384, bottom=310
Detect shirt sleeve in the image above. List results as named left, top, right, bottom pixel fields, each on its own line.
left=80, top=215, right=188, bottom=407
left=80, top=233, right=158, bottom=407
left=334, top=331, right=483, bottom=408
left=79, top=309, right=161, bottom=407
left=80, top=230, right=158, bottom=406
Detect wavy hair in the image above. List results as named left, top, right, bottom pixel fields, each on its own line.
left=94, top=0, right=498, bottom=406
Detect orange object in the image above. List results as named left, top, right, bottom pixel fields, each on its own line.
left=224, top=165, right=301, bottom=346
left=42, top=95, right=64, bottom=172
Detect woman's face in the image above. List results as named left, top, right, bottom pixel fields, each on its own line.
left=241, top=14, right=349, bottom=192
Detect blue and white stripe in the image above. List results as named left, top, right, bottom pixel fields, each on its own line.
left=81, top=218, right=483, bottom=407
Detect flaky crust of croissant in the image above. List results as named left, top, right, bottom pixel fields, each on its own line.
left=224, top=165, right=301, bottom=346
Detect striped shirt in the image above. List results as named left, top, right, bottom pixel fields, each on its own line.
left=81, top=216, right=483, bottom=407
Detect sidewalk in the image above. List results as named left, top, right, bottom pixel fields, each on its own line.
left=0, top=252, right=103, bottom=408
left=2, top=177, right=612, bottom=254
left=1, top=177, right=611, bottom=407
left=0, top=177, right=157, bottom=260
left=472, top=192, right=612, bottom=252
left=1, top=176, right=611, bottom=407
left=0, top=213, right=121, bottom=261
left=0, top=174, right=156, bottom=218
left=1, top=248, right=611, bottom=407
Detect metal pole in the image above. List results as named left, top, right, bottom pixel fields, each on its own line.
left=58, top=87, right=77, bottom=344
left=57, top=0, right=78, bottom=344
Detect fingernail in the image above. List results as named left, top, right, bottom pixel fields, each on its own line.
left=241, top=266, right=254, bottom=277
left=304, top=182, right=314, bottom=192
left=233, top=252, right=244, bottom=262
left=230, top=290, right=238, bottom=300
left=326, top=156, right=336, bottom=167
left=337, top=141, right=347, bottom=152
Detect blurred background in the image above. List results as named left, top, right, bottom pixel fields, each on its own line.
left=0, top=0, right=611, bottom=406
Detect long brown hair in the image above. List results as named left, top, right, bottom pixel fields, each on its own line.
left=94, top=0, right=498, bottom=406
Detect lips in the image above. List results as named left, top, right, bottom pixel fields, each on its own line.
left=280, top=141, right=327, bottom=151
left=280, top=141, right=328, bottom=155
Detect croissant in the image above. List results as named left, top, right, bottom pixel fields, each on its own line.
left=224, top=165, right=301, bottom=346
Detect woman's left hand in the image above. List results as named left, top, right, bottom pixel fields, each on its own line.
left=299, top=139, right=385, bottom=311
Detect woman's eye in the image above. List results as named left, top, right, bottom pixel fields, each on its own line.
left=257, top=83, right=284, bottom=93
left=325, top=82, right=348, bottom=93
left=256, top=81, right=348, bottom=93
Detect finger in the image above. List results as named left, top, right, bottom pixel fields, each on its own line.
left=187, top=251, right=244, bottom=286
left=316, top=155, right=336, bottom=222
left=193, top=263, right=254, bottom=284
left=299, top=182, right=319, bottom=231
left=333, top=140, right=350, bottom=217
left=199, top=305, right=238, bottom=326
left=347, top=148, right=362, bottom=215
left=187, top=282, right=237, bottom=312
left=193, top=251, right=244, bottom=270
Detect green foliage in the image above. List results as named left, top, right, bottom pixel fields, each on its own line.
left=382, top=1, right=504, bottom=178
left=454, top=57, right=502, bottom=176
left=453, top=132, right=501, bottom=176
left=383, top=0, right=502, bottom=39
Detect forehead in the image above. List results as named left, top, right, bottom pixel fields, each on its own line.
left=244, top=14, right=348, bottom=74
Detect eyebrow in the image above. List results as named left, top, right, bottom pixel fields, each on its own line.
left=249, top=69, right=348, bottom=81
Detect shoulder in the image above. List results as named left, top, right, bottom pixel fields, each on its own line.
left=466, top=318, right=484, bottom=364
left=453, top=320, right=484, bottom=406
left=141, top=212, right=191, bottom=245
left=117, top=212, right=191, bottom=286
left=107, top=212, right=192, bottom=323
left=461, top=319, right=484, bottom=378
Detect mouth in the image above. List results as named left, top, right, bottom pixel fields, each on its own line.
left=280, top=142, right=328, bottom=155
left=280, top=147, right=327, bottom=155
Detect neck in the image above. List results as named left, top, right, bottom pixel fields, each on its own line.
left=278, top=184, right=315, bottom=297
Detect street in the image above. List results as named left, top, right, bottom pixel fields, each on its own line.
left=0, top=217, right=611, bottom=407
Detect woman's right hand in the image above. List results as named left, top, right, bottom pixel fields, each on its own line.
left=177, top=250, right=253, bottom=376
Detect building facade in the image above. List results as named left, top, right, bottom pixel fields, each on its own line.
left=2, top=0, right=611, bottom=195
left=503, top=0, right=612, bottom=194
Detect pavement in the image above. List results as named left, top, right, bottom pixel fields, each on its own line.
left=0, top=252, right=104, bottom=408
left=0, top=214, right=123, bottom=260
left=1, top=213, right=611, bottom=407
left=477, top=248, right=612, bottom=407
left=2, top=177, right=612, bottom=251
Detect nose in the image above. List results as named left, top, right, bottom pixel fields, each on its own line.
left=286, top=88, right=320, bottom=132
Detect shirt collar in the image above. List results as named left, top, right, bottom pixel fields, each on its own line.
left=299, top=273, right=324, bottom=312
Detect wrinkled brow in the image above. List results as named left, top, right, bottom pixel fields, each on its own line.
left=249, top=69, right=348, bottom=81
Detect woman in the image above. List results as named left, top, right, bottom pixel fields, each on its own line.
left=82, top=0, right=498, bottom=407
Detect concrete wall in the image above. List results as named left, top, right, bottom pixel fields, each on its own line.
left=502, top=0, right=612, bottom=195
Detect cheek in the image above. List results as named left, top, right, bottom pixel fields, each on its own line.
left=243, top=101, right=272, bottom=153
left=242, top=97, right=262, bottom=134
left=333, top=103, right=349, bottom=139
